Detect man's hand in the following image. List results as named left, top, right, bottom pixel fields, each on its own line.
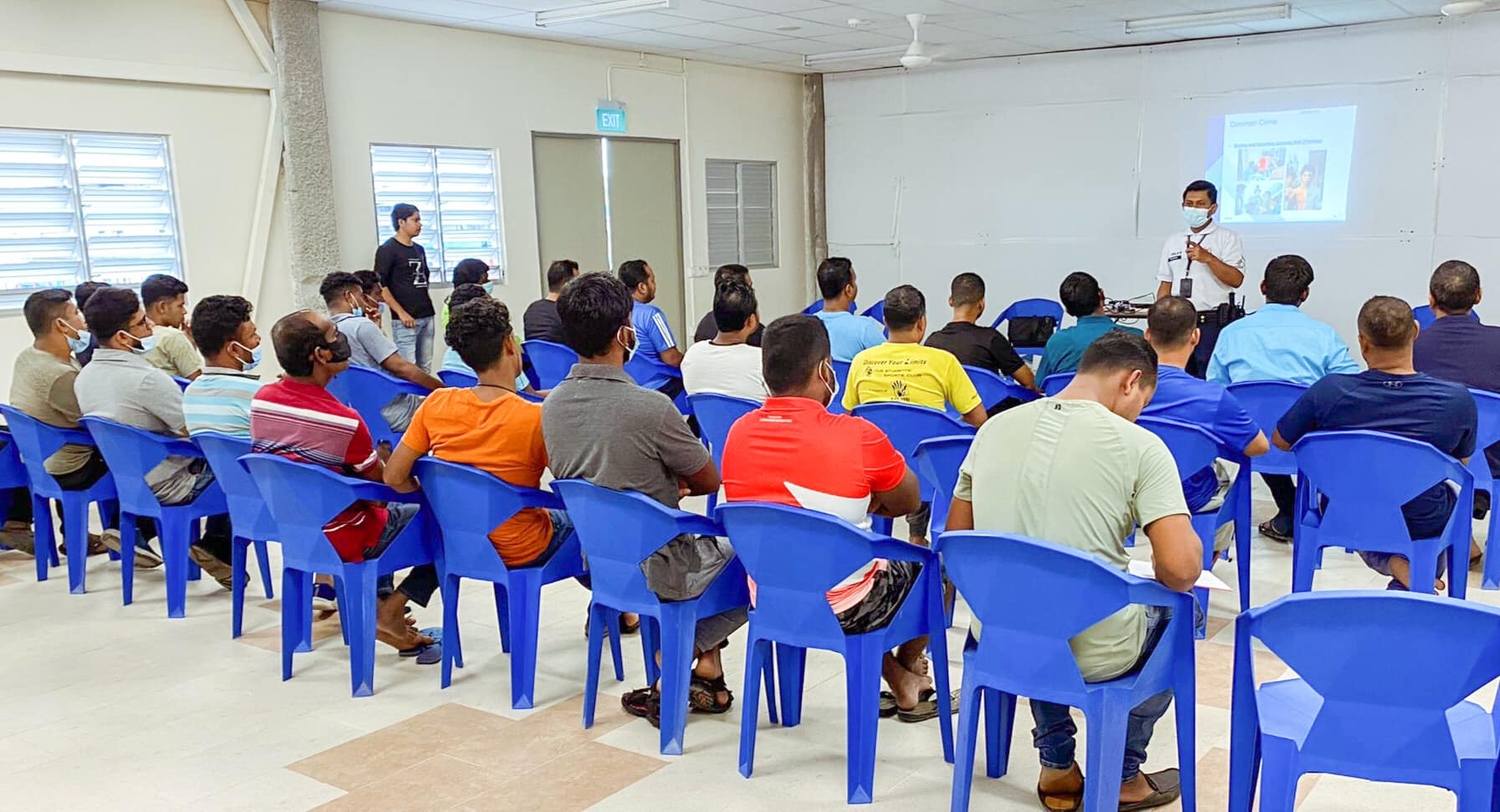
left=399, top=312, right=416, bottom=329
left=1185, top=241, right=1216, bottom=265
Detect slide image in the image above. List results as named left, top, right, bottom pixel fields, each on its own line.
left=1206, top=105, right=1356, bottom=224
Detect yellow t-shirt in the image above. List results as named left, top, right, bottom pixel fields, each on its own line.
left=843, top=341, right=983, bottom=415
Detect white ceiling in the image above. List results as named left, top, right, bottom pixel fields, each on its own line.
left=315, top=0, right=1457, bottom=73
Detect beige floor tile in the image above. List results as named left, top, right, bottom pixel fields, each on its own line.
left=314, top=753, right=513, bottom=811
left=453, top=741, right=664, bottom=811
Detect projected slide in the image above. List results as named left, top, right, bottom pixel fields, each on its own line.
left=1206, top=105, right=1357, bottom=224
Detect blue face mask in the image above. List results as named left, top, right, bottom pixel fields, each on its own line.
left=1183, top=206, right=1211, bottom=229
left=59, top=320, right=90, bottom=355
left=482, top=282, right=495, bottom=296
left=232, top=341, right=262, bottom=372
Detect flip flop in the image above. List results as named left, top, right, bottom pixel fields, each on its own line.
left=1258, top=520, right=1292, bottom=543
left=412, top=642, right=442, bottom=665
left=1118, top=768, right=1182, bottom=812
left=398, top=627, right=441, bottom=658
left=879, top=691, right=898, bottom=718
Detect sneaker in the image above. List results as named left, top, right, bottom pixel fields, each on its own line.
left=0, top=520, right=35, bottom=556
left=312, top=582, right=338, bottom=613
left=188, top=546, right=236, bottom=591
left=100, top=530, right=164, bottom=569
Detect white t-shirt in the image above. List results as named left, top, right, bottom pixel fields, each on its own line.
left=680, top=341, right=767, bottom=403
left=1156, top=221, right=1246, bottom=311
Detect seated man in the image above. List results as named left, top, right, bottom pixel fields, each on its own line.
left=1142, top=296, right=1269, bottom=556
left=845, top=285, right=985, bottom=547
left=680, top=281, right=767, bottom=403
left=75, top=287, right=233, bottom=585
left=1035, top=271, right=1142, bottom=383
left=139, top=273, right=204, bottom=380
left=385, top=296, right=569, bottom=569
left=183, top=295, right=263, bottom=438
left=1208, top=254, right=1360, bottom=542
left=438, top=286, right=539, bottom=394
left=251, top=310, right=439, bottom=657
left=619, top=259, right=684, bottom=399
left=925, top=272, right=1038, bottom=397
left=72, top=280, right=109, bottom=366
left=722, top=314, right=938, bottom=720
left=813, top=256, right=886, bottom=362
left=1275, top=296, right=1477, bottom=592
left=948, top=331, right=1202, bottom=812
left=322, top=271, right=442, bottom=390
left=524, top=259, right=578, bottom=344
left=692, top=264, right=765, bottom=347
left=352, top=270, right=386, bottom=329
left=542, top=272, right=745, bottom=721
left=440, top=257, right=491, bottom=332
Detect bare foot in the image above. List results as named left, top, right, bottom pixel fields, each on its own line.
left=1388, top=556, right=1443, bottom=593
left=881, top=652, right=927, bottom=710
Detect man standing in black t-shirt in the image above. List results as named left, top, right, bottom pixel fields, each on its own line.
left=374, top=203, right=436, bottom=370
left=523, top=259, right=579, bottom=344
left=925, top=273, right=1037, bottom=399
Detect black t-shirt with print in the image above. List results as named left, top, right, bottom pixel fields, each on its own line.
left=374, top=237, right=435, bottom=319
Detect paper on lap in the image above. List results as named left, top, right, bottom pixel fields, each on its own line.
left=1127, top=559, right=1232, bottom=591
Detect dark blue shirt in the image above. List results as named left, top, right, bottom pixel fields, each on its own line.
left=1142, top=366, right=1262, bottom=511
left=1412, top=313, right=1500, bottom=475
left=1277, top=370, right=1477, bottom=537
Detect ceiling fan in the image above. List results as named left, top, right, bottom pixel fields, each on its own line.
left=899, top=13, right=935, bottom=70
left=1441, top=1, right=1494, bottom=14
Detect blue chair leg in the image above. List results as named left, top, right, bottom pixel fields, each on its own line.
left=950, top=669, right=982, bottom=812
left=1290, top=536, right=1318, bottom=593
left=1227, top=715, right=1261, bottom=812
left=1449, top=543, right=1468, bottom=600
left=493, top=583, right=511, bottom=653
left=843, top=637, right=885, bottom=804
left=29, top=495, right=52, bottom=582
left=1081, top=701, right=1129, bottom=812
left=583, top=601, right=609, bottom=729
left=1256, top=737, right=1301, bottom=812
left=506, top=571, right=543, bottom=710
left=761, top=642, right=779, bottom=726
left=185, top=520, right=202, bottom=581
left=739, top=637, right=769, bottom=779
left=231, top=537, right=248, bottom=638
left=159, top=514, right=191, bottom=618
left=1483, top=492, right=1500, bottom=590
left=656, top=602, right=699, bottom=756
left=119, top=511, right=137, bottom=606
left=606, top=611, right=625, bottom=683
left=640, top=615, right=661, bottom=686
left=62, top=496, right=92, bottom=594
left=776, top=643, right=807, bottom=728
left=441, top=573, right=461, bottom=689
left=1456, top=757, right=1496, bottom=812
left=345, top=565, right=380, bottom=698
left=281, top=567, right=306, bottom=681
left=1409, top=550, right=1439, bottom=597
left=297, top=571, right=314, bottom=653
left=986, top=689, right=1015, bottom=779
left=254, top=539, right=274, bottom=599
left=923, top=565, right=956, bottom=764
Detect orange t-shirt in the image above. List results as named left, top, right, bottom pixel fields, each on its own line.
left=399, top=388, right=553, bottom=566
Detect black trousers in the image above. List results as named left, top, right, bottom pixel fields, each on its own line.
left=1186, top=316, right=1225, bottom=379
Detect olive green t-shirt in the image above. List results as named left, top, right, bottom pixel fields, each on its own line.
left=954, top=397, right=1189, bottom=681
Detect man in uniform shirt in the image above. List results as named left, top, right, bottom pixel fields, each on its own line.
left=1156, top=180, right=1247, bottom=378
left=619, top=259, right=684, bottom=399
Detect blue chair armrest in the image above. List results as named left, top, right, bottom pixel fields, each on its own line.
left=673, top=512, right=724, bottom=538
left=347, top=480, right=414, bottom=504
left=57, top=427, right=97, bottom=446
left=869, top=537, right=938, bottom=565
left=1125, top=577, right=1197, bottom=611
left=518, top=488, right=566, bottom=511
left=160, top=437, right=205, bottom=458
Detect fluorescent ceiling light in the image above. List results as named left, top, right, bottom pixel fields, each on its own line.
left=803, top=45, right=907, bottom=68
left=1125, top=3, right=1291, bottom=33
left=535, top=0, right=673, bottom=27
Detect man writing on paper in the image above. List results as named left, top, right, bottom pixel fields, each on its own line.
left=1156, top=180, right=1246, bottom=378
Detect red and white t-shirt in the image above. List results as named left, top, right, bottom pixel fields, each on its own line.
left=249, top=378, right=386, bottom=562
left=721, top=396, right=908, bottom=613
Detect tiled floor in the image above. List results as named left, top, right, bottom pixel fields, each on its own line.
left=0, top=496, right=1483, bottom=811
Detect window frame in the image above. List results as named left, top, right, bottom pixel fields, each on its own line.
left=368, top=142, right=505, bottom=285
left=705, top=158, right=778, bottom=270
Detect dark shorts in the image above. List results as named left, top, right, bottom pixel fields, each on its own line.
left=837, top=560, right=921, bottom=635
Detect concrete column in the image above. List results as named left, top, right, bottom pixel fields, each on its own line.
left=803, top=74, right=827, bottom=303
left=269, top=0, right=339, bottom=310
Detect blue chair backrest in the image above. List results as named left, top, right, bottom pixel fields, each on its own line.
left=623, top=353, right=681, bottom=388
left=438, top=369, right=478, bottom=389
left=1292, top=430, right=1473, bottom=542
left=79, top=416, right=201, bottom=515
left=171, top=376, right=192, bottom=391
left=912, top=435, right=973, bottom=531
left=990, top=297, right=1064, bottom=333
left=1468, top=389, right=1500, bottom=482
left=851, top=403, right=974, bottom=462
left=194, top=432, right=275, bottom=540
left=688, top=393, right=759, bottom=468
left=522, top=340, right=578, bottom=390
left=718, top=502, right=895, bottom=642
left=860, top=300, right=885, bottom=324
left=550, top=479, right=699, bottom=611
left=827, top=360, right=852, bottom=415
left=413, top=456, right=532, bottom=576
left=941, top=530, right=1144, bottom=691
left=0, top=406, right=101, bottom=498
left=1413, top=305, right=1480, bottom=330
left=1041, top=372, right=1074, bottom=396
left=802, top=300, right=858, bottom=315
left=0, top=429, right=26, bottom=490
left=324, top=364, right=427, bottom=427
left=239, top=453, right=376, bottom=572
left=1224, top=380, right=1306, bottom=472
left=964, top=366, right=1039, bottom=409
left=1136, top=416, right=1227, bottom=481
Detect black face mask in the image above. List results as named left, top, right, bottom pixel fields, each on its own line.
left=321, top=333, right=352, bottom=364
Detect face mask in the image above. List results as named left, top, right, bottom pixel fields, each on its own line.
left=617, top=326, right=637, bottom=363
left=821, top=359, right=840, bottom=405
left=121, top=330, right=157, bottom=355
left=482, top=282, right=495, bottom=296
left=1183, top=206, right=1210, bottom=229
left=321, top=333, right=352, bottom=364
left=59, top=320, right=90, bottom=355
left=232, top=341, right=262, bottom=372
left=346, top=294, right=365, bottom=319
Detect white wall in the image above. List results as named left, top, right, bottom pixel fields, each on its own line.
left=825, top=14, right=1500, bottom=348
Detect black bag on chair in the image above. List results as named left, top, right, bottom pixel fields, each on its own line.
left=1007, top=315, right=1058, bottom=348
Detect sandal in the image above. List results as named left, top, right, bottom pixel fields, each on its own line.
left=621, top=686, right=661, bottom=728
left=1118, top=768, right=1181, bottom=811
left=896, top=688, right=942, bottom=723
left=688, top=674, right=734, bottom=714
left=1258, top=520, right=1292, bottom=543
left=879, top=691, right=898, bottom=718
left=1036, top=764, right=1084, bottom=812
left=398, top=627, right=441, bottom=658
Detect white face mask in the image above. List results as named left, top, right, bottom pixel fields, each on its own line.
left=618, top=325, right=638, bottom=363
left=1183, top=206, right=1211, bottom=229
left=58, top=320, right=90, bottom=355
left=121, top=330, right=157, bottom=356
left=821, top=359, right=840, bottom=405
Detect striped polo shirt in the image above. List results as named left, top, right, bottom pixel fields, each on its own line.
left=183, top=367, right=264, bottom=438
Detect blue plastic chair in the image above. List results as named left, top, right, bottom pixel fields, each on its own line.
left=1228, top=591, right=1500, bottom=812
left=1467, top=389, right=1500, bottom=589
left=687, top=392, right=759, bottom=513
left=1041, top=372, right=1074, bottom=396
left=1137, top=416, right=1253, bottom=630
left=860, top=300, right=885, bottom=325
left=939, top=531, right=1197, bottom=812
left=79, top=417, right=228, bottom=618
left=1291, top=430, right=1474, bottom=597
left=989, top=298, right=1063, bottom=358
left=551, top=478, right=766, bottom=756
left=851, top=403, right=975, bottom=537
left=1224, top=381, right=1307, bottom=479
left=802, top=300, right=857, bottom=315
left=413, top=457, right=628, bottom=708
left=437, top=369, right=477, bottom=388
left=192, top=432, right=277, bottom=638
left=0, top=406, right=117, bottom=590
left=827, top=360, right=852, bottom=416
left=240, top=453, right=441, bottom=697
left=521, top=339, right=578, bottom=390
left=963, top=366, right=1039, bottom=413
left=912, top=435, right=973, bottom=543
left=624, top=353, right=691, bottom=416
left=171, top=375, right=192, bottom=391
left=1413, top=304, right=1480, bottom=330
left=718, top=502, right=953, bottom=804
left=323, top=364, right=429, bottom=449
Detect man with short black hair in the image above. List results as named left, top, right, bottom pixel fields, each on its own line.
left=925, top=272, right=1037, bottom=395
left=72, top=280, right=110, bottom=366
left=374, top=203, right=436, bottom=370
left=1035, top=271, right=1142, bottom=383
left=681, top=281, right=766, bottom=402
left=439, top=258, right=492, bottom=332
left=352, top=270, right=385, bottom=328
left=524, top=259, right=579, bottom=344
left=948, top=330, right=1200, bottom=811
left=322, top=271, right=442, bottom=391
left=814, top=256, right=886, bottom=361
left=693, top=264, right=765, bottom=347
left=139, top=273, right=203, bottom=380
left=1155, top=180, right=1247, bottom=377
left=183, top=295, right=263, bottom=438
left=1276, top=296, right=1477, bottom=592
left=543, top=271, right=744, bottom=722
left=619, top=259, right=685, bottom=398
left=722, top=314, right=941, bottom=721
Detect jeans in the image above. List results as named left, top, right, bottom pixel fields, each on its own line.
left=1263, top=473, right=1297, bottom=529
left=392, top=316, right=435, bottom=371
left=1030, top=605, right=1174, bottom=782
left=369, top=503, right=438, bottom=606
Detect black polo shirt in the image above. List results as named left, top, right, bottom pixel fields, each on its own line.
left=924, top=321, right=1025, bottom=377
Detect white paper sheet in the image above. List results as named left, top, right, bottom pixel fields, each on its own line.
left=1128, top=560, right=1232, bottom=591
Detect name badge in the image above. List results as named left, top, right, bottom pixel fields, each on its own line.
left=1168, top=252, right=1184, bottom=263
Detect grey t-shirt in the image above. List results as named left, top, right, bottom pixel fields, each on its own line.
left=74, top=348, right=200, bottom=503
left=332, top=312, right=398, bottom=369
left=542, top=363, right=710, bottom=508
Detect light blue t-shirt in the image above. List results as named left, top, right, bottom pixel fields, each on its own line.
left=1035, top=315, right=1143, bottom=382
left=1207, top=304, right=1360, bottom=385
left=630, top=301, right=678, bottom=391
left=440, top=346, right=529, bottom=390
left=183, top=367, right=264, bottom=438
left=815, top=310, right=887, bottom=362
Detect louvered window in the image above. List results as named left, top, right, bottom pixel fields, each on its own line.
left=370, top=144, right=504, bottom=282
left=706, top=159, right=777, bottom=268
